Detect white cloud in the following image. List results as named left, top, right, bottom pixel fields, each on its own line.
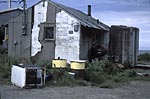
left=92, top=10, right=150, bottom=50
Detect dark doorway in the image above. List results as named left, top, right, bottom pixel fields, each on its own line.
left=80, top=25, right=107, bottom=61
left=0, top=27, right=5, bottom=45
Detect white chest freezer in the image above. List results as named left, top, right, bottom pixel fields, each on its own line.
left=11, top=65, right=46, bottom=88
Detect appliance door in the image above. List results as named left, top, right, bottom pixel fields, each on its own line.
left=26, top=69, right=37, bottom=85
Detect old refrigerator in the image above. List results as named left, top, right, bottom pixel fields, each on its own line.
left=11, top=65, right=46, bottom=88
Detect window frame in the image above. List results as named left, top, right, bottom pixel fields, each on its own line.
left=39, top=23, right=55, bottom=41
left=44, top=26, right=55, bottom=40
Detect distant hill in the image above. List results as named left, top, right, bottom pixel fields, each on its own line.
left=139, top=50, right=150, bottom=55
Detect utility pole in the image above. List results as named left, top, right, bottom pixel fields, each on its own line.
left=0, top=0, right=17, bottom=9
left=22, top=0, right=27, bottom=35
left=8, top=0, right=11, bottom=8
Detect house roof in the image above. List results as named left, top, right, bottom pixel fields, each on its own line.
left=48, top=0, right=109, bottom=31
left=0, top=8, right=23, bottom=26
left=0, top=8, right=22, bottom=14
left=111, top=25, right=139, bottom=31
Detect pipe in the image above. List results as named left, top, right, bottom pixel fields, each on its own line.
left=88, top=5, right=91, bottom=16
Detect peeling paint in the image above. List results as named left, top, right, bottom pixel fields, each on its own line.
left=31, top=1, right=48, bottom=56
left=55, top=10, right=80, bottom=61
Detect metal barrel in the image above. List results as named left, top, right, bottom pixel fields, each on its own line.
left=70, top=60, right=86, bottom=79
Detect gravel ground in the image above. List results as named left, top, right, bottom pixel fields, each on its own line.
left=0, top=81, right=150, bottom=99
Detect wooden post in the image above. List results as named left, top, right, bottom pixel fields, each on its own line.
left=8, top=0, right=11, bottom=8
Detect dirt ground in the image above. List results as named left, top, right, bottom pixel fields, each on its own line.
left=0, top=81, right=150, bottom=99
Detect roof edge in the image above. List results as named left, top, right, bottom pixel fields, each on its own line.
left=0, top=8, right=23, bottom=14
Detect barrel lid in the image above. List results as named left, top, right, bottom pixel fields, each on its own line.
left=70, top=60, right=86, bottom=63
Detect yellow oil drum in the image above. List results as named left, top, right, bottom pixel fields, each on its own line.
left=70, top=60, right=86, bottom=70
left=70, top=60, right=86, bottom=79
left=52, top=59, right=67, bottom=68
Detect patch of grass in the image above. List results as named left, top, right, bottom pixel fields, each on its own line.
left=46, top=75, right=88, bottom=87
left=46, top=77, right=76, bottom=87
left=85, top=61, right=150, bottom=88
left=0, top=54, right=19, bottom=85
left=0, top=63, right=11, bottom=79
left=1, top=55, right=150, bottom=87
left=138, top=53, right=150, bottom=61
left=0, top=79, right=11, bottom=85
left=35, top=60, right=52, bottom=68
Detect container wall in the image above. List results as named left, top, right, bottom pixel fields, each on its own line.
left=109, top=26, right=139, bottom=67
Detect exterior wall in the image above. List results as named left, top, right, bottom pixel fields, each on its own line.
left=8, top=1, right=109, bottom=63
left=33, top=2, right=58, bottom=60
left=55, top=10, right=80, bottom=61
left=31, top=1, right=48, bottom=56
left=103, top=31, right=109, bottom=49
left=134, top=29, right=139, bottom=65
left=129, top=28, right=139, bottom=66
left=79, top=26, right=91, bottom=60
left=8, top=1, right=56, bottom=61
left=0, top=9, right=22, bottom=50
left=35, top=2, right=57, bottom=61
left=8, top=8, right=32, bottom=59
left=109, top=26, right=139, bottom=67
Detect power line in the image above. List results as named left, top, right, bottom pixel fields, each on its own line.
left=0, top=1, right=18, bottom=3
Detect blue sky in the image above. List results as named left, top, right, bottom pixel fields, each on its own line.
left=0, top=0, right=150, bottom=50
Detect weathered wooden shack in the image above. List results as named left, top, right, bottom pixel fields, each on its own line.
left=8, top=0, right=109, bottom=62
left=0, top=8, right=22, bottom=49
left=109, top=25, right=139, bottom=67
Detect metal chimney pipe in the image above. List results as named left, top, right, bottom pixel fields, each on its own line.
left=88, top=5, right=91, bottom=16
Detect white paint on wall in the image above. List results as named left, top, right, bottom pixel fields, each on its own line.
left=31, top=1, right=48, bottom=56
left=55, top=10, right=80, bottom=61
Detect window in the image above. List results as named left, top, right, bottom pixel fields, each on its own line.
left=44, top=27, right=54, bottom=40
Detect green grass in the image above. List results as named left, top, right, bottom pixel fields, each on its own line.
left=138, top=53, right=150, bottom=61
left=0, top=54, right=150, bottom=88
left=46, top=73, right=89, bottom=87
left=85, top=60, right=150, bottom=88
left=0, top=53, right=19, bottom=85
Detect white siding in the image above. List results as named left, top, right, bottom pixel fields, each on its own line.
left=55, top=10, right=80, bottom=61
left=31, top=1, right=48, bottom=56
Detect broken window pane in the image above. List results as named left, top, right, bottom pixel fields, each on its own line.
left=44, top=27, right=54, bottom=39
